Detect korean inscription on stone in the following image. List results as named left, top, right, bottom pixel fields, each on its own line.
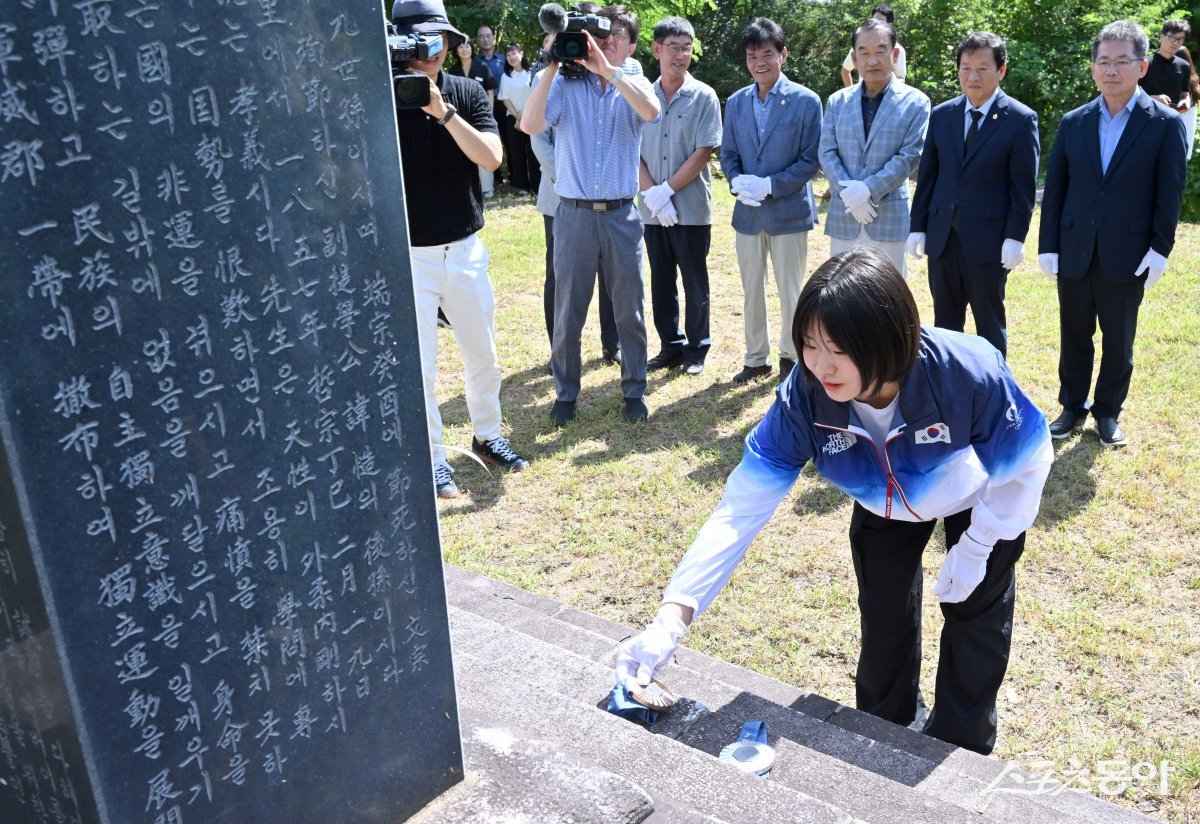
left=0, top=2, right=460, bottom=822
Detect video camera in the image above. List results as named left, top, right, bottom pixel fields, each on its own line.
left=387, top=22, right=444, bottom=108
left=538, top=3, right=611, bottom=78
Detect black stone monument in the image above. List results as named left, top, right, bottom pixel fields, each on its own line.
left=0, top=2, right=462, bottom=822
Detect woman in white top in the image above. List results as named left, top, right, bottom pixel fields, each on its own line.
left=497, top=43, right=539, bottom=195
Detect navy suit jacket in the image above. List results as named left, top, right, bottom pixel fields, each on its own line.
left=910, top=90, right=1039, bottom=264
left=1039, top=91, right=1187, bottom=281
left=719, top=74, right=822, bottom=236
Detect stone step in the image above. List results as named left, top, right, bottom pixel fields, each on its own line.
left=449, top=607, right=860, bottom=823
left=444, top=564, right=1154, bottom=824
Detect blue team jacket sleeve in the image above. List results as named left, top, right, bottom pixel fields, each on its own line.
left=662, top=399, right=812, bottom=616
left=966, top=355, right=1053, bottom=545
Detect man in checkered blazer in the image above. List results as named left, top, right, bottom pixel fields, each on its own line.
left=820, top=17, right=929, bottom=278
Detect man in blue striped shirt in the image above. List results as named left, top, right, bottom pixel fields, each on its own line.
left=524, top=5, right=661, bottom=426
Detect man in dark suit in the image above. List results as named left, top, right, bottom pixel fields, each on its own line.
left=908, top=32, right=1038, bottom=358
left=1038, top=20, right=1187, bottom=448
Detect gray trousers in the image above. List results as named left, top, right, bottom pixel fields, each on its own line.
left=551, top=201, right=648, bottom=401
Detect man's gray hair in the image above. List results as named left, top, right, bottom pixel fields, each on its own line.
left=653, top=16, right=694, bottom=42
left=1091, top=20, right=1149, bottom=61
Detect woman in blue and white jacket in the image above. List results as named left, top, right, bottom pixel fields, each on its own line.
left=617, top=247, right=1052, bottom=755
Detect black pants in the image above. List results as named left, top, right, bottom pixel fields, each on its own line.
left=542, top=214, right=618, bottom=353
left=848, top=504, right=1025, bottom=755
left=503, top=114, right=540, bottom=192
left=928, top=227, right=1009, bottom=357
left=644, top=224, right=712, bottom=364
left=1057, top=251, right=1144, bottom=420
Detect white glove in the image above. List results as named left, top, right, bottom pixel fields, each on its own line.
left=615, top=609, right=688, bottom=686
left=906, top=232, right=926, bottom=259
left=736, top=191, right=763, bottom=207
left=848, top=199, right=877, bottom=224
left=1000, top=239, right=1024, bottom=270
left=1037, top=253, right=1059, bottom=279
left=1134, top=248, right=1168, bottom=288
left=732, top=174, right=771, bottom=202
left=933, top=534, right=992, bottom=604
left=641, top=182, right=674, bottom=215
left=838, top=179, right=872, bottom=209
left=654, top=199, right=679, bottom=228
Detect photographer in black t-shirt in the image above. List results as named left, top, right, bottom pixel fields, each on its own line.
left=391, top=0, right=530, bottom=499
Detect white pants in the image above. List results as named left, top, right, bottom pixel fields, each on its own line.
left=478, top=165, right=494, bottom=195
left=1184, top=106, right=1197, bottom=160
left=735, top=230, right=808, bottom=365
left=411, top=234, right=502, bottom=465
left=830, top=226, right=908, bottom=280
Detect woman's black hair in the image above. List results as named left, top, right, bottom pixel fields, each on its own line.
left=791, top=247, right=920, bottom=398
left=503, top=42, right=529, bottom=75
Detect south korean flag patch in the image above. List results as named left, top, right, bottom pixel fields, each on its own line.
left=915, top=422, right=951, bottom=445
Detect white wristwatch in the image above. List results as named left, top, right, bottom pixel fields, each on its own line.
left=609, top=67, right=625, bottom=84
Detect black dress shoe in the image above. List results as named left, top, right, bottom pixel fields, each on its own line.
left=549, top=400, right=577, bottom=427
left=623, top=397, right=649, bottom=422
left=732, top=364, right=772, bottom=384
left=601, top=348, right=622, bottom=365
left=1048, top=409, right=1087, bottom=440
left=1096, top=416, right=1127, bottom=447
left=647, top=349, right=683, bottom=370
left=779, top=357, right=796, bottom=381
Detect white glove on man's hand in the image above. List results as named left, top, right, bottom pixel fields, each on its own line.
left=642, top=182, right=674, bottom=215
left=1000, top=238, right=1024, bottom=270
left=654, top=199, right=679, bottom=228
left=933, top=534, right=992, bottom=604
left=736, top=191, right=763, bottom=207
left=838, top=179, right=872, bottom=209
left=1037, top=253, right=1059, bottom=279
left=1134, top=248, right=1168, bottom=288
left=906, top=232, right=926, bottom=259
left=732, top=174, right=771, bottom=202
left=848, top=199, right=877, bottom=224
left=615, top=609, right=688, bottom=686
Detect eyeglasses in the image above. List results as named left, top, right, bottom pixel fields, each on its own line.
left=658, top=42, right=694, bottom=55
left=1094, top=58, right=1140, bottom=70
left=1166, top=34, right=1187, bottom=44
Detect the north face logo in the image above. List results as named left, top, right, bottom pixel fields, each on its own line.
left=823, top=431, right=857, bottom=455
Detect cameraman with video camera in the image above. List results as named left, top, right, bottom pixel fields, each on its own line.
left=390, top=0, right=530, bottom=498
left=523, top=4, right=661, bottom=425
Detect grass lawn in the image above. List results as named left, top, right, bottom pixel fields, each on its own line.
left=434, top=180, right=1200, bottom=821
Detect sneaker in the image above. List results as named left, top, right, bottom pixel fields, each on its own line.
left=434, top=461, right=459, bottom=499
left=436, top=309, right=452, bottom=329
left=683, top=361, right=705, bottom=376
left=471, top=436, right=530, bottom=471
left=1048, top=409, right=1087, bottom=440
left=1096, top=416, right=1128, bottom=448
left=516, top=189, right=530, bottom=196
left=732, top=364, right=772, bottom=384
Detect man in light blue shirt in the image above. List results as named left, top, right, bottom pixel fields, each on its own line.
left=1038, top=20, right=1186, bottom=448
left=524, top=5, right=661, bottom=425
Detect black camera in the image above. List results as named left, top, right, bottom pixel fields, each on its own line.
left=539, top=4, right=611, bottom=78
left=387, top=23, right=443, bottom=108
